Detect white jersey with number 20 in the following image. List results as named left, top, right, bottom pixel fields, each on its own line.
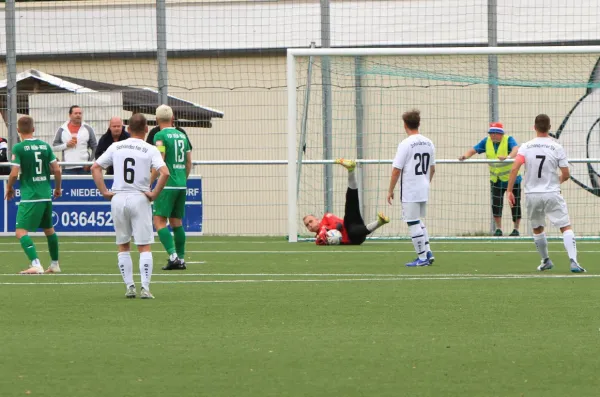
left=96, top=138, right=166, bottom=193
left=392, top=134, right=436, bottom=202
left=517, top=137, right=568, bottom=194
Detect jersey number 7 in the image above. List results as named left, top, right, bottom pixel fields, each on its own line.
left=535, top=155, right=546, bottom=178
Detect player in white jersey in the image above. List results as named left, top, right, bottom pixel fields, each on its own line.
left=507, top=114, right=585, bottom=273
left=387, top=109, right=436, bottom=267
left=91, top=114, right=171, bottom=299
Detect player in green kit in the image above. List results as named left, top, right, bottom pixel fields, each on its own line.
left=152, top=105, right=192, bottom=270
left=5, top=116, right=62, bottom=274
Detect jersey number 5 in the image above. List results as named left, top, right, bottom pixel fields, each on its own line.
left=414, top=153, right=430, bottom=176
left=34, top=152, right=42, bottom=175
left=124, top=157, right=135, bottom=183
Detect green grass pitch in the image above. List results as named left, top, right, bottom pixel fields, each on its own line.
left=1, top=236, right=599, bottom=397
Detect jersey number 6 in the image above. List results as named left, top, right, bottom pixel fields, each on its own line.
left=124, top=157, right=135, bottom=184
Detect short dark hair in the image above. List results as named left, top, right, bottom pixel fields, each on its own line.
left=128, top=113, right=147, bottom=134
left=534, top=114, right=551, bottom=133
left=18, top=115, right=34, bottom=133
left=69, top=105, right=81, bottom=115
left=402, top=109, right=421, bottom=130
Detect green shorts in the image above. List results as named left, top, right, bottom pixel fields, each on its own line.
left=152, top=189, right=186, bottom=219
left=15, top=201, right=53, bottom=231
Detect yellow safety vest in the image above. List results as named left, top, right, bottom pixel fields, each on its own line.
left=485, top=135, right=512, bottom=182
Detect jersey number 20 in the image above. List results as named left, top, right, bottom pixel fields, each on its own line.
left=414, top=153, right=430, bottom=175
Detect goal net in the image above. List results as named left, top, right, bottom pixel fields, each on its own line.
left=288, top=47, right=600, bottom=241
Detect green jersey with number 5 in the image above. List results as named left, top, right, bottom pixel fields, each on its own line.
left=11, top=139, right=56, bottom=201
left=153, top=127, right=190, bottom=188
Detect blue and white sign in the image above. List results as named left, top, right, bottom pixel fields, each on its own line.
left=0, top=176, right=202, bottom=236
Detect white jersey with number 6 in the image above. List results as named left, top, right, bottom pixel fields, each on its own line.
left=392, top=134, right=436, bottom=202
left=96, top=138, right=165, bottom=193
left=517, top=137, right=568, bottom=194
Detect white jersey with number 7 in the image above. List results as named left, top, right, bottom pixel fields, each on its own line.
left=517, top=137, right=568, bottom=194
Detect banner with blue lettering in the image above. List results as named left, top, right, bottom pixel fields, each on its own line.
left=0, top=176, right=202, bottom=235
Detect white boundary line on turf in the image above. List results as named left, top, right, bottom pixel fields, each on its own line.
left=2, top=250, right=600, bottom=254
left=0, top=273, right=596, bottom=277
left=0, top=240, right=597, bottom=245
left=0, top=273, right=598, bottom=286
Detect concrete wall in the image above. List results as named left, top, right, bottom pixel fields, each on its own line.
left=1, top=0, right=600, bottom=56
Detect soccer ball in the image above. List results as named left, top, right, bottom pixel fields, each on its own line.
left=326, top=229, right=342, bottom=245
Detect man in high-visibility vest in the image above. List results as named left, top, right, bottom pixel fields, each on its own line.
left=459, top=122, right=522, bottom=236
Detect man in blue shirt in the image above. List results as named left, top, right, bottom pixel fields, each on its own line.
left=459, top=122, right=522, bottom=236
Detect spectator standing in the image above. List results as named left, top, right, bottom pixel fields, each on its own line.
left=0, top=136, right=9, bottom=176
left=95, top=117, right=130, bottom=175
left=52, top=105, right=97, bottom=175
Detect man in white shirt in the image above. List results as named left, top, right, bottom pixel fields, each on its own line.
left=507, top=114, right=585, bottom=273
left=52, top=105, right=97, bottom=174
left=387, top=109, right=436, bottom=267
left=91, top=114, right=171, bottom=299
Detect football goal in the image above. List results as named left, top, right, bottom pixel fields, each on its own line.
left=287, top=46, right=600, bottom=242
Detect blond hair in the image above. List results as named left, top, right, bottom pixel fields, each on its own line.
left=155, top=104, right=174, bottom=123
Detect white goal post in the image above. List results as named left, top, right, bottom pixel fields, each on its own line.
left=287, top=46, right=600, bottom=243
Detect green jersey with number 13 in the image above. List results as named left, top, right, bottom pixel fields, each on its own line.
left=11, top=139, right=56, bottom=201
left=153, top=127, right=190, bottom=188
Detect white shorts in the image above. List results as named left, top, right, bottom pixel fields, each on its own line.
left=526, top=193, right=570, bottom=229
left=111, top=192, right=154, bottom=245
left=402, top=201, right=427, bottom=223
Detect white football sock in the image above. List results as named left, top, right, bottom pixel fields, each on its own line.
left=409, top=223, right=427, bottom=260
left=348, top=170, right=358, bottom=190
left=139, top=252, right=154, bottom=290
left=420, top=221, right=431, bottom=252
left=562, top=230, right=577, bottom=262
left=117, top=252, right=134, bottom=287
left=533, top=232, right=549, bottom=260
left=169, top=252, right=178, bottom=261
left=366, top=220, right=379, bottom=232
left=31, top=258, right=41, bottom=268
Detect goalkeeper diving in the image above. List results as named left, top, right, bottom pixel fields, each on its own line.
left=303, top=159, right=390, bottom=245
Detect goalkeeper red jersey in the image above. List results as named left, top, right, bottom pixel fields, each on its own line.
left=315, top=213, right=350, bottom=245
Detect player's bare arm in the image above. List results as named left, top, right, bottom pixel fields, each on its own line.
left=429, top=165, right=435, bottom=182
left=559, top=166, right=570, bottom=184
left=507, top=155, right=524, bottom=207
left=145, top=165, right=170, bottom=202
left=387, top=167, right=401, bottom=204
left=150, top=168, right=159, bottom=185
left=4, top=165, right=19, bottom=200
left=91, top=162, right=115, bottom=201
left=185, top=151, right=192, bottom=179
left=50, top=160, right=62, bottom=198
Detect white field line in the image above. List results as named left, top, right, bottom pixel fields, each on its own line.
left=2, top=250, right=600, bottom=254
left=0, top=272, right=597, bottom=278
left=0, top=240, right=597, bottom=245
left=0, top=273, right=598, bottom=286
